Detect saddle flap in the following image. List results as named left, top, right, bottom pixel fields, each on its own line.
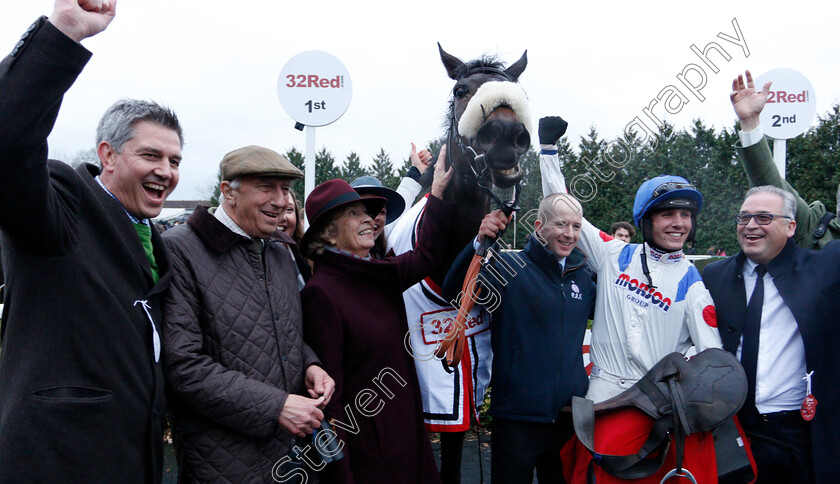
left=589, top=349, right=746, bottom=433
left=571, top=349, right=748, bottom=479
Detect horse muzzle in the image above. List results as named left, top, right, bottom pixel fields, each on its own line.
left=475, top=119, right=530, bottom=189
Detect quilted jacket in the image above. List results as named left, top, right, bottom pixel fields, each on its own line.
left=162, top=205, right=320, bottom=483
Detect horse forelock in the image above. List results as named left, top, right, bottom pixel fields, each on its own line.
left=453, top=56, right=506, bottom=80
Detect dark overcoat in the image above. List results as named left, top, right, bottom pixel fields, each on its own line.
left=702, top=238, right=840, bottom=482
left=301, top=195, right=454, bottom=484
left=0, top=18, right=168, bottom=483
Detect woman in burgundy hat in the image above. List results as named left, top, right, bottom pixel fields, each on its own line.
left=300, top=148, right=453, bottom=484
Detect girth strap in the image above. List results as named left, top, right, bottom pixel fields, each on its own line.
left=572, top=396, right=673, bottom=480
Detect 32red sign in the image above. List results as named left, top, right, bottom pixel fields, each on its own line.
left=285, top=74, right=343, bottom=89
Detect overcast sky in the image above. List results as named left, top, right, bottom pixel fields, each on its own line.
left=3, top=1, right=839, bottom=200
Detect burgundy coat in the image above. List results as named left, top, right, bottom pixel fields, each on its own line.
left=301, top=195, right=454, bottom=484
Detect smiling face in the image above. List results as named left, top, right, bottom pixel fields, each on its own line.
left=98, top=120, right=182, bottom=219
left=278, top=197, right=297, bottom=238
left=333, top=201, right=376, bottom=257
left=221, top=176, right=292, bottom=239
left=737, top=191, right=796, bottom=265
left=649, top=209, right=692, bottom=251
left=534, top=196, right=582, bottom=259
left=360, top=193, right=387, bottom=240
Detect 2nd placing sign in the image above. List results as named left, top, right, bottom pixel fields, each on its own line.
left=278, top=51, right=353, bottom=127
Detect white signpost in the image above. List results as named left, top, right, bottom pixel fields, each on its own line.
left=755, top=68, right=817, bottom=179
left=278, top=51, right=353, bottom=203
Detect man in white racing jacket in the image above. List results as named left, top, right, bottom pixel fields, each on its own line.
left=537, top=117, right=722, bottom=403
left=538, top=117, right=728, bottom=483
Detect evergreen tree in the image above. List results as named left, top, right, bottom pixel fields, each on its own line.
left=369, top=148, right=400, bottom=189
left=286, top=147, right=306, bottom=203
left=209, top=171, right=222, bottom=208
left=339, top=152, right=368, bottom=183
left=315, top=147, right=340, bottom=185
left=787, top=104, right=840, bottom=212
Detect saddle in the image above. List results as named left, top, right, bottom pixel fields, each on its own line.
left=572, top=348, right=746, bottom=482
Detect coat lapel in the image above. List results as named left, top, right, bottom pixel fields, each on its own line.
left=720, top=253, right=749, bottom=354
left=79, top=164, right=156, bottom=287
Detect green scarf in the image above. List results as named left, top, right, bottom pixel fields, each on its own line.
left=134, top=223, right=159, bottom=284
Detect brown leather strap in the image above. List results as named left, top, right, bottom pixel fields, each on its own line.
left=436, top=253, right=484, bottom=369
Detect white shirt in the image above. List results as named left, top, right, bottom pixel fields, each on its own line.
left=215, top=204, right=253, bottom=240
left=739, top=259, right=808, bottom=413
left=739, top=125, right=764, bottom=148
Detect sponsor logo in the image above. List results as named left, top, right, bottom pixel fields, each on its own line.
left=614, top=273, right=672, bottom=311
left=570, top=282, right=583, bottom=300
left=420, top=308, right=489, bottom=344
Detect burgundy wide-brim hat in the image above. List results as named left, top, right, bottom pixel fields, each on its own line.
left=300, top=179, right=386, bottom=256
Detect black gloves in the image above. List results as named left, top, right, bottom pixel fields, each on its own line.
left=538, top=116, right=569, bottom=146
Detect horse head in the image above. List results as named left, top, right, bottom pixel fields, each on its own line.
left=439, top=43, right=531, bottom=190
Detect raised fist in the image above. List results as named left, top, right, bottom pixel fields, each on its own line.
left=538, top=116, right=569, bottom=146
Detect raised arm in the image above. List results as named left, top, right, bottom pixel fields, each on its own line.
left=730, top=70, right=827, bottom=245
left=538, top=116, right=623, bottom=272
left=390, top=147, right=456, bottom=289
left=0, top=1, right=114, bottom=252
left=386, top=142, right=430, bottom=235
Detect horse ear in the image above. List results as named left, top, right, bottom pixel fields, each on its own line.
left=505, top=50, right=528, bottom=81
left=438, top=43, right=465, bottom=80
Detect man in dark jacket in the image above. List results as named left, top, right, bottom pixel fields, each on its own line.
left=444, top=193, right=595, bottom=484
left=0, top=2, right=184, bottom=483
left=161, top=146, right=335, bottom=483
left=703, top=185, right=840, bottom=483
left=729, top=70, right=839, bottom=249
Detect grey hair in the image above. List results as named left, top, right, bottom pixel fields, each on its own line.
left=96, top=99, right=184, bottom=153
left=745, top=185, right=796, bottom=219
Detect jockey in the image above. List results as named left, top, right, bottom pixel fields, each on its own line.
left=538, top=116, right=724, bottom=482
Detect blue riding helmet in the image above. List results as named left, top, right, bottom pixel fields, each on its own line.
left=632, top=175, right=703, bottom=227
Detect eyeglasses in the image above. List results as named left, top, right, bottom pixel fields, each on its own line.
left=734, top=213, right=792, bottom=225
left=652, top=182, right=695, bottom=199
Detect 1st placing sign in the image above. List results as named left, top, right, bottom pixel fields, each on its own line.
left=277, top=51, right=353, bottom=127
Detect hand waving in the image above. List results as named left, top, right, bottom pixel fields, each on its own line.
left=730, top=70, right=772, bottom=132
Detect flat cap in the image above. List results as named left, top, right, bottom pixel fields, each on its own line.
left=220, top=145, right=303, bottom=181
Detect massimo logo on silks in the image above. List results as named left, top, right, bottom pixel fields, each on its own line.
left=614, top=273, right=672, bottom=311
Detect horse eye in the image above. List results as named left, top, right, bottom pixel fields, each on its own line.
left=453, top=86, right=467, bottom=99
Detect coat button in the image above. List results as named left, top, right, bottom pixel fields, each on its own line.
left=727, top=325, right=735, bottom=334
left=282, top=355, right=288, bottom=361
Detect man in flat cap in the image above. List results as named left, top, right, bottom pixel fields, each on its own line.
left=161, top=146, right=335, bottom=482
